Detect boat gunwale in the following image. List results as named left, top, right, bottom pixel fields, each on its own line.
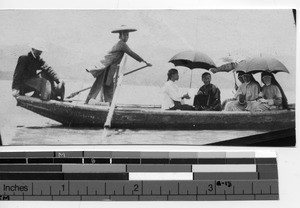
left=15, top=96, right=295, bottom=130
left=16, top=96, right=295, bottom=116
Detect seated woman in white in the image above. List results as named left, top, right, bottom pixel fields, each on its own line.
left=221, top=71, right=245, bottom=110
left=224, top=72, right=260, bottom=111
left=161, top=68, right=194, bottom=110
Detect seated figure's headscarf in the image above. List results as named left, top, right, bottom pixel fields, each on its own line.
left=244, top=72, right=261, bottom=93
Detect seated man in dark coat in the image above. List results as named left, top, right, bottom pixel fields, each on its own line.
left=193, top=72, right=221, bottom=111
left=12, top=40, right=64, bottom=101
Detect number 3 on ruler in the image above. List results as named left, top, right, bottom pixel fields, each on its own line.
left=208, top=184, right=213, bottom=192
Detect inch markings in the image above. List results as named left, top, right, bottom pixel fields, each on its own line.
left=0, top=180, right=278, bottom=200
left=0, top=151, right=278, bottom=201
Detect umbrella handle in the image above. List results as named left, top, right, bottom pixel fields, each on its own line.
left=189, top=70, right=193, bottom=88
left=233, top=71, right=237, bottom=89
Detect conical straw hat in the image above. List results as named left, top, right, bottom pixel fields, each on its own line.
left=111, top=25, right=137, bottom=33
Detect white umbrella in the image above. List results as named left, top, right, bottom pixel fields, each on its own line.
left=234, top=57, right=289, bottom=74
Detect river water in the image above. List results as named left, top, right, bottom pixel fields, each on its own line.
left=1, top=80, right=292, bottom=146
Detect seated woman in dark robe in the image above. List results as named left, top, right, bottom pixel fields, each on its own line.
left=194, top=72, right=221, bottom=111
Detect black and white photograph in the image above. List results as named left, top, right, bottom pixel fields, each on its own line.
left=0, top=0, right=299, bottom=207
left=0, top=9, right=296, bottom=146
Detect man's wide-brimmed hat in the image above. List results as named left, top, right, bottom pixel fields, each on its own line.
left=30, top=38, right=47, bottom=51
left=111, top=25, right=137, bottom=33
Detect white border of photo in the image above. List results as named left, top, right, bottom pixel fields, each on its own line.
left=0, top=1, right=299, bottom=208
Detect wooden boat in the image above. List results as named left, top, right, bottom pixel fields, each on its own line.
left=15, top=96, right=295, bottom=130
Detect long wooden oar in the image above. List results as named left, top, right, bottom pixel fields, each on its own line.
left=101, top=55, right=127, bottom=139
left=66, top=65, right=149, bottom=99
left=66, top=86, right=92, bottom=99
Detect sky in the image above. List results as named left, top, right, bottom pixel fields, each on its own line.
left=0, top=9, right=296, bottom=95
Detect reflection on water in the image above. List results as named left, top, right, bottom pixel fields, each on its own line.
left=1, top=125, right=264, bottom=146
left=0, top=80, right=278, bottom=145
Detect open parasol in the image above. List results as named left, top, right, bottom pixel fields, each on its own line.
left=169, top=50, right=216, bottom=87
left=233, top=57, right=289, bottom=74
left=169, top=50, right=216, bottom=70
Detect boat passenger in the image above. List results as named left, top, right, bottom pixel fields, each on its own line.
left=161, top=68, right=194, bottom=110
left=12, top=39, right=65, bottom=101
left=221, top=71, right=245, bottom=109
left=224, top=72, right=260, bottom=111
left=250, top=71, right=288, bottom=111
left=85, top=25, right=152, bottom=104
left=193, top=72, right=221, bottom=111
left=237, top=71, right=245, bottom=85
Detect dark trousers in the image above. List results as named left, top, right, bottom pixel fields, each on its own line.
left=85, top=65, right=116, bottom=104
left=20, top=77, right=51, bottom=100
left=169, top=101, right=194, bottom=110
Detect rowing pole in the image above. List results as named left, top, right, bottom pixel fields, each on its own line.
left=66, top=64, right=150, bottom=99
left=101, top=55, right=127, bottom=139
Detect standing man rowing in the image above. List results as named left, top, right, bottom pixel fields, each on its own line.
left=85, top=25, right=152, bottom=104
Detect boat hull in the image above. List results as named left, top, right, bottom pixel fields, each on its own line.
left=16, top=96, right=295, bottom=130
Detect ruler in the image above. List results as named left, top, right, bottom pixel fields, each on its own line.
left=0, top=151, right=278, bottom=201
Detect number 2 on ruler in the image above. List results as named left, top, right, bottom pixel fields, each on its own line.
left=133, top=184, right=139, bottom=192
